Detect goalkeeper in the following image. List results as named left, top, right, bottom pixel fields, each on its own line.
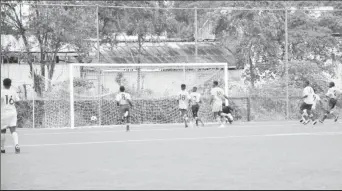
left=221, top=102, right=234, bottom=124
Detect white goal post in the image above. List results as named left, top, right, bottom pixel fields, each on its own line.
left=69, top=63, right=229, bottom=129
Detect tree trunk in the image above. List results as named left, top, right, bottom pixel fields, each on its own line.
left=248, top=49, right=255, bottom=89
left=39, top=46, right=46, bottom=96
left=137, top=34, right=142, bottom=94
left=21, top=35, right=34, bottom=74
left=76, top=55, right=85, bottom=78
left=45, top=48, right=58, bottom=91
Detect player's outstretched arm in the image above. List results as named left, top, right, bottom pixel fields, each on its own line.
left=210, top=95, right=214, bottom=105
left=127, top=99, right=133, bottom=107
left=223, top=94, right=230, bottom=101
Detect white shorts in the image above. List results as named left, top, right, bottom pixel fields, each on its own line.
left=212, top=102, right=222, bottom=113
left=1, top=112, right=17, bottom=130
left=221, top=113, right=233, bottom=120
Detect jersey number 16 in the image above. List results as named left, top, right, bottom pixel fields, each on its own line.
left=4, top=95, right=14, bottom=105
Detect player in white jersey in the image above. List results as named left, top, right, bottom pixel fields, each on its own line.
left=319, top=82, right=341, bottom=123
left=311, top=93, right=323, bottom=125
left=299, top=81, right=316, bottom=125
left=190, top=87, right=204, bottom=127
left=1, top=78, right=20, bottom=154
left=115, top=86, right=133, bottom=132
left=177, top=84, right=191, bottom=128
left=210, top=81, right=229, bottom=128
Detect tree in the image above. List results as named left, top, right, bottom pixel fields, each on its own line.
left=1, top=3, right=35, bottom=75
left=57, top=5, right=96, bottom=78
left=2, top=1, right=96, bottom=96
left=98, top=1, right=171, bottom=94
left=288, top=8, right=342, bottom=79
left=201, top=1, right=341, bottom=89
left=211, top=8, right=284, bottom=88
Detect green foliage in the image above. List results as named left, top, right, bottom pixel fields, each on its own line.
left=98, top=1, right=170, bottom=42
left=251, top=60, right=332, bottom=96
left=288, top=10, right=342, bottom=77
left=208, top=6, right=285, bottom=86
left=2, top=2, right=96, bottom=97
left=287, top=60, right=331, bottom=93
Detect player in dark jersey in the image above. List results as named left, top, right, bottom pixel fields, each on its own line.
left=221, top=103, right=234, bottom=124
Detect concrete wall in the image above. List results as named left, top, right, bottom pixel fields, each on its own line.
left=1, top=63, right=245, bottom=99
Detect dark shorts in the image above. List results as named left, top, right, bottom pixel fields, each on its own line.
left=300, top=102, right=313, bottom=111
left=1, top=127, right=16, bottom=134
left=119, top=105, right=130, bottom=118
left=213, top=111, right=222, bottom=119
left=179, top=109, right=188, bottom=117
left=328, top=98, right=337, bottom=110
left=222, top=106, right=233, bottom=114
left=191, top=104, right=199, bottom=117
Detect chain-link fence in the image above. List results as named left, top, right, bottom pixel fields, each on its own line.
left=1, top=2, right=341, bottom=128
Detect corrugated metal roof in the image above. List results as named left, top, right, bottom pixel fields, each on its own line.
left=2, top=35, right=236, bottom=67
left=98, top=42, right=236, bottom=67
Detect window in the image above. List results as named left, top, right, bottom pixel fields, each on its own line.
left=2, top=56, right=19, bottom=63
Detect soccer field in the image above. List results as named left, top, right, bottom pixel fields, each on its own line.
left=1, top=121, right=342, bottom=190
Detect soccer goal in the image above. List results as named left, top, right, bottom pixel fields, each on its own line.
left=65, top=63, right=228, bottom=129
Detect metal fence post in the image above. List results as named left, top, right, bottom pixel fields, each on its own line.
left=32, top=70, right=35, bottom=129
left=285, top=9, right=289, bottom=120
left=96, top=5, right=100, bottom=62
left=194, top=6, right=198, bottom=63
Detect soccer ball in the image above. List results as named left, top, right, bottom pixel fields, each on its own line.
left=91, top=116, right=97, bottom=121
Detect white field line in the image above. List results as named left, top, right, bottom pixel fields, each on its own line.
left=19, top=123, right=326, bottom=136
left=17, top=121, right=317, bottom=132
left=17, top=121, right=310, bottom=131
left=5, top=131, right=342, bottom=148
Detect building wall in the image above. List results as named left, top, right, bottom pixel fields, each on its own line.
left=1, top=63, right=245, bottom=99
left=1, top=63, right=76, bottom=99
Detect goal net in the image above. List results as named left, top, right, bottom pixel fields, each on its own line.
left=44, top=63, right=228, bottom=128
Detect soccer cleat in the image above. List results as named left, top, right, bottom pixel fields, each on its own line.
left=15, top=145, right=20, bottom=154
left=126, top=125, right=130, bottom=132
left=188, top=121, right=193, bottom=128
left=303, top=120, right=310, bottom=125
left=312, top=120, right=318, bottom=125
left=1, top=149, right=5, bottom=154
left=299, top=119, right=304, bottom=123
left=335, top=116, right=339, bottom=122
left=319, top=120, right=324, bottom=124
